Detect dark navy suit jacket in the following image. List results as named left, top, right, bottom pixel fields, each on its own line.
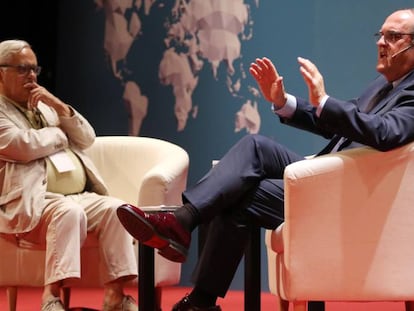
left=282, top=70, right=414, bottom=153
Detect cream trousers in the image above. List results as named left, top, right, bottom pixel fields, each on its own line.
left=19, top=191, right=137, bottom=285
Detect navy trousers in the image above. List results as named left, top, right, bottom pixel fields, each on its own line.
left=183, top=134, right=324, bottom=310
left=183, top=134, right=303, bottom=294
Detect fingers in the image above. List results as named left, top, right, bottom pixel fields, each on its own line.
left=298, top=56, right=317, bottom=82
left=297, top=56, right=317, bottom=77
left=299, top=65, right=312, bottom=85
left=249, top=64, right=260, bottom=80
left=253, top=58, right=270, bottom=75
left=261, top=57, right=278, bottom=76
left=249, top=60, right=265, bottom=80
left=28, top=84, right=47, bottom=109
left=297, top=56, right=326, bottom=105
left=251, top=56, right=315, bottom=80
left=249, top=57, right=278, bottom=81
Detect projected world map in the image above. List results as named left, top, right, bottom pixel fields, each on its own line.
left=95, top=0, right=261, bottom=136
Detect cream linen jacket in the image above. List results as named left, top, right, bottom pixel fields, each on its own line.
left=0, top=97, right=108, bottom=234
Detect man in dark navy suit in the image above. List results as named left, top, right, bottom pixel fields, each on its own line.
left=117, top=8, right=414, bottom=311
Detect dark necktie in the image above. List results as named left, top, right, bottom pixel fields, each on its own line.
left=24, top=108, right=46, bottom=129
left=317, top=82, right=393, bottom=156
left=364, top=82, right=393, bottom=113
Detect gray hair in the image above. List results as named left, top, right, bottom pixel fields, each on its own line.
left=0, top=40, right=32, bottom=64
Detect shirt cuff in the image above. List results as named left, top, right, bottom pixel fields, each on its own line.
left=271, top=94, right=297, bottom=118
left=316, top=95, right=329, bottom=117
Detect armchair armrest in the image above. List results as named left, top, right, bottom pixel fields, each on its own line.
left=138, top=146, right=189, bottom=206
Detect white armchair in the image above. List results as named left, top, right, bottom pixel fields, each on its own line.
left=0, top=136, right=189, bottom=311
left=265, top=142, right=414, bottom=311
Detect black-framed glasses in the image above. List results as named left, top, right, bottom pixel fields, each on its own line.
left=374, top=31, right=414, bottom=44
left=0, top=64, right=42, bottom=76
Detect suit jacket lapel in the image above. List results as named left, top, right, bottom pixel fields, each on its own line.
left=0, top=97, right=31, bottom=129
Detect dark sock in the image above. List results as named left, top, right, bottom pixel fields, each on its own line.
left=188, top=286, right=217, bottom=307
left=174, top=202, right=200, bottom=232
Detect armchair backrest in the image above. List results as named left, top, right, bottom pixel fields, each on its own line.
left=85, top=136, right=189, bottom=206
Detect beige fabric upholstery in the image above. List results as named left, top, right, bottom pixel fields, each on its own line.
left=0, top=136, right=189, bottom=310
left=265, top=142, right=414, bottom=311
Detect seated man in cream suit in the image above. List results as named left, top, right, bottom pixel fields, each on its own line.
left=0, top=39, right=137, bottom=311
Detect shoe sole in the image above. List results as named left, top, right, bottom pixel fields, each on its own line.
left=117, top=205, right=187, bottom=263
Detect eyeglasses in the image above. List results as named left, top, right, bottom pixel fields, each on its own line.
left=374, top=31, right=414, bottom=44
left=0, top=64, right=42, bottom=76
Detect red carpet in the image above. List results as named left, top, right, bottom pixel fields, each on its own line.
left=0, top=286, right=407, bottom=310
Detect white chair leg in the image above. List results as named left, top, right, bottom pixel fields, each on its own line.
left=6, top=287, right=17, bottom=311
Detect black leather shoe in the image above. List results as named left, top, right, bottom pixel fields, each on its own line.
left=172, top=295, right=222, bottom=311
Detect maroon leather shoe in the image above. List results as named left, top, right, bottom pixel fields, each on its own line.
left=172, top=295, right=222, bottom=311
left=116, top=204, right=190, bottom=263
